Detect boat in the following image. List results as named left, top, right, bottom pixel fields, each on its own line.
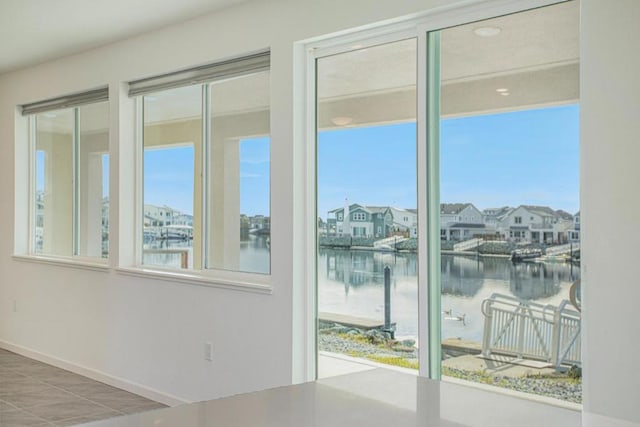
left=536, top=254, right=570, bottom=263
left=159, top=225, right=193, bottom=241
left=143, top=228, right=158, bottom=244
left=510, top=248, right=542, bottom=263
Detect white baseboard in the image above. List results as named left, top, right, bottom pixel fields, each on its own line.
left=583, top=412, right=640, bottom=427
left=0, top=340, right=190, bottom=407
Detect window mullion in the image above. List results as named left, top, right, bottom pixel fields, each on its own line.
left=426, top=30, right=442, bottom=380
left=73, top=107, right=80, bottom=256
left=202, top=84, right=211, bottom=270
left=29, top=116, right=37, bottom=254
left=135, top=98, right=145, bottom=266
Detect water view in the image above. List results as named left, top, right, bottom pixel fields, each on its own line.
left=319, top=248, right=579, bottom=342
left=143, top=234, right=270, bottom=273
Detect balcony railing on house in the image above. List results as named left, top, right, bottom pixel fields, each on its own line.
left=481, top=293, right=581, bottom=369
left=530, top=223, right=554, bottom=230
left=545, top=242, right=580, bottom=256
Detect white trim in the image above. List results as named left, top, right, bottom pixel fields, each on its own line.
left=0, top=340, right=188, bottom=407
left=134, top=97, right=144, bottom=267
left=582, top=413, right=640, bottom=427
left=301, top=0, right=571, bottom=387
left=12, top=254, right=110, bottom=272
left=312, top=29, right=417, bottom=60
left=442, top=376, right=582, bottom=412
left=416, top=29, right=429, bottom=378
left=28, top=115, right=36, bottom=254
left=307, top=0, right=568, bottom=59
left=319, top=351, right=418, bottom=376
left=115, top=266, right=272, bottom=295
left=304, top=41, right=319, bottom=382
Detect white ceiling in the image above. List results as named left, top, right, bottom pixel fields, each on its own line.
left=0, top=0, right=247, bottom=75
left=27, top=0, right=579, bottom=131
left=318, top=0, right=579, bottom=126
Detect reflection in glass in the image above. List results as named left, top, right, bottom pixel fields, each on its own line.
left=316, top=39, right=418, bottom=375
left=142, top=85, right=201, bottom=269
left=34, top=109, right=74, bottom=256
left=78, top=102, right=109, bottom=258
left=207, top=71, right=270, bottom=274
left=438, top=1, right=580, bottom=402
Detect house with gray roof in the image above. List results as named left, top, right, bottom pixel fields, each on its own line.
left=500, top=205, right=574, bottom=244
left=389, top=207, right=418, bottom=237
left=328, top=204, right=393, bottom=238
left=440, top=203, right=488, bottom=241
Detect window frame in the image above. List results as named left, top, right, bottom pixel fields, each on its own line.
left=21, top=98, right=111, bottom=267
left=127, top=57, right=273, bottom=291
left=300, top=0, right=572, bottom=383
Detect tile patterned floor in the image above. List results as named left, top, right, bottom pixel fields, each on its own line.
left=0, top=348, right=167, bottom=426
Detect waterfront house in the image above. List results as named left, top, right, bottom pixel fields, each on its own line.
left=500, top=205, right=574, bottom=244
left=482, top=206, right=513, bottom=230
left=568, top=211, right=580, bottom=242
left=143, top=204, right=182, bottom=227
left=328, top=204, right=393, bottom=238
left=440, top=203, right=487, bottom=241
left=389, top=207, right=418, bottom=237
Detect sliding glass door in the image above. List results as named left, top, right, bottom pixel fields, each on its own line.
left=315, top=39, right=419, bottom=377
left=313, top=0, right=580, bottom=405
left=434, top=1, right=581, bottom=403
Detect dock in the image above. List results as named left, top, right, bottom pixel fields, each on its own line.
left=319, top=312, right=385, bottom=330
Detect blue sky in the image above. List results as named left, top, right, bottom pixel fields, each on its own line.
left=37, top=104, right=578, bottom=219
left=318, top=104, right=579, bottom=218
left=143, top=137, right=270, bottom=216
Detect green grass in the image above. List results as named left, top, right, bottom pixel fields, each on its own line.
left=366, top=355, right=419, bottom=370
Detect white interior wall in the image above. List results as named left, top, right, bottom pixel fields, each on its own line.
left=0, top=0, right=447, bottom=404
left=581, top=0, right=640, bottom=425
left=0, top=0, right=638, bottom=424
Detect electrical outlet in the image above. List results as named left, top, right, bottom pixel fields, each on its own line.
left=204, top=342, right=213, bottom=362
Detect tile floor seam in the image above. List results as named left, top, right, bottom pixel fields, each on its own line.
left=0, top=349, right=166, bottom=426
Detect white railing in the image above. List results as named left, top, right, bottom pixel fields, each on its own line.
left=545, top=242, right=580, bottom=256
left=453, top=238, right=481, bottom=252
left=373, top=236, right=408, bottom=248
left=481, top=293, right=581, bottom=369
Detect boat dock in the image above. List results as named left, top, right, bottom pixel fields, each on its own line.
left=319, top=312, right=385, bottom=330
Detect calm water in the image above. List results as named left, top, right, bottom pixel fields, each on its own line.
left=318, top=248, right=580, bottom=342
left=143, top=234, right=270, bottom=274
left=144, top=240, right=579, bottom=343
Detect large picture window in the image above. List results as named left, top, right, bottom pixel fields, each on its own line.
left=25, top=92, right=110, bottom=260
left=134, top=52, right=271, bottom=275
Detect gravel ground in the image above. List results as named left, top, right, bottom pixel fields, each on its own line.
left=319, top=333, right=582, bottom=404
left=319, top=332, right=418, bottom=359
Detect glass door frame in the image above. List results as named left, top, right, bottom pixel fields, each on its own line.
left=299, top=0, right=571, bottom=383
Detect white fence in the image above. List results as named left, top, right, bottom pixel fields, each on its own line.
left=453, top=238, right=482, bottom=252
left=373, top=236, right=408, bottom=248
left=545, top=242, right=580, bottom=256
left=481, top=293, right=581, bottom=368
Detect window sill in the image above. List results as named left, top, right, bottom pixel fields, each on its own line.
left=12, top=254, right=110, bottom=272
left=115, top=266, right=273, bottom=295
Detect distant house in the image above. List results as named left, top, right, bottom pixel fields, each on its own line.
left=500, top=205, right=574, bottom=244
left=388, top=207, right=417, bottom=237
left=327, top=203, right=394, bottom=238
left=482, top=206, right=512, bottom=230
left=329, top=204, right=373, bottom=237
left=249, top=215, right=270, bottom=231
left=144, top=204, right=182, bottom=227
left=567, top=211, right=580, bottom=242
left=440, top=203, right=486, bottom=241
